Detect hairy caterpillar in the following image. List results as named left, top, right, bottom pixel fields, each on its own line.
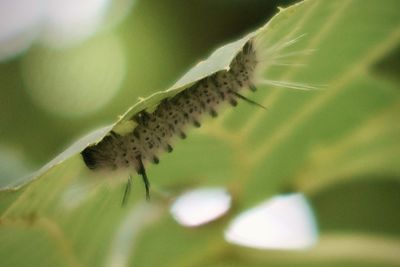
left=81, top=35, right=314, bottom=204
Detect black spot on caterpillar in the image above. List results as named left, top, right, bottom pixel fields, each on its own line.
left=81, top=39, right=266, bottom=204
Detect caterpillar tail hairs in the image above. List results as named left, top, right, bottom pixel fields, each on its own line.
left=81, top=32, right=315, bottom=204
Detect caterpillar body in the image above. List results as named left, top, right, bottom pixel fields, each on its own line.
left=81, top=40, right=261, bottom=202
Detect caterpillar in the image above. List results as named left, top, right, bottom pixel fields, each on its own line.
left=81, top=34, right=314, bottom=204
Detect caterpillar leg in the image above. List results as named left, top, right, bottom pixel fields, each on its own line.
left=121, top=175, right=133, bottom=206
left=166, top=144, right=173, bottom=153
left=229, top=98, right=238, bottom=107
left=210, top=109, right=218, bottom=117
left=137, top=156, right=151, bottom=200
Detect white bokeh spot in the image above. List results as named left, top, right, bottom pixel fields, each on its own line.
left=225, top=193, right=318, bottom=250
left=41, top=0, right=110, bottom=48
left=170, top=187, right=232, bottom=227
left=0, top=0, right=135, bottom=61
left=0, top=0, right=43, bottom=61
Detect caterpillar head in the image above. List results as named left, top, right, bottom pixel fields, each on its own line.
left=81, top=135, right=117, bottom=170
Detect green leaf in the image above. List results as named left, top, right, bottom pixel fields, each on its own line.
left=1, top=0, right=400, bottom=266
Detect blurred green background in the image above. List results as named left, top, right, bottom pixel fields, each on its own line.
left=1, top=0, right=400, bottom=266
